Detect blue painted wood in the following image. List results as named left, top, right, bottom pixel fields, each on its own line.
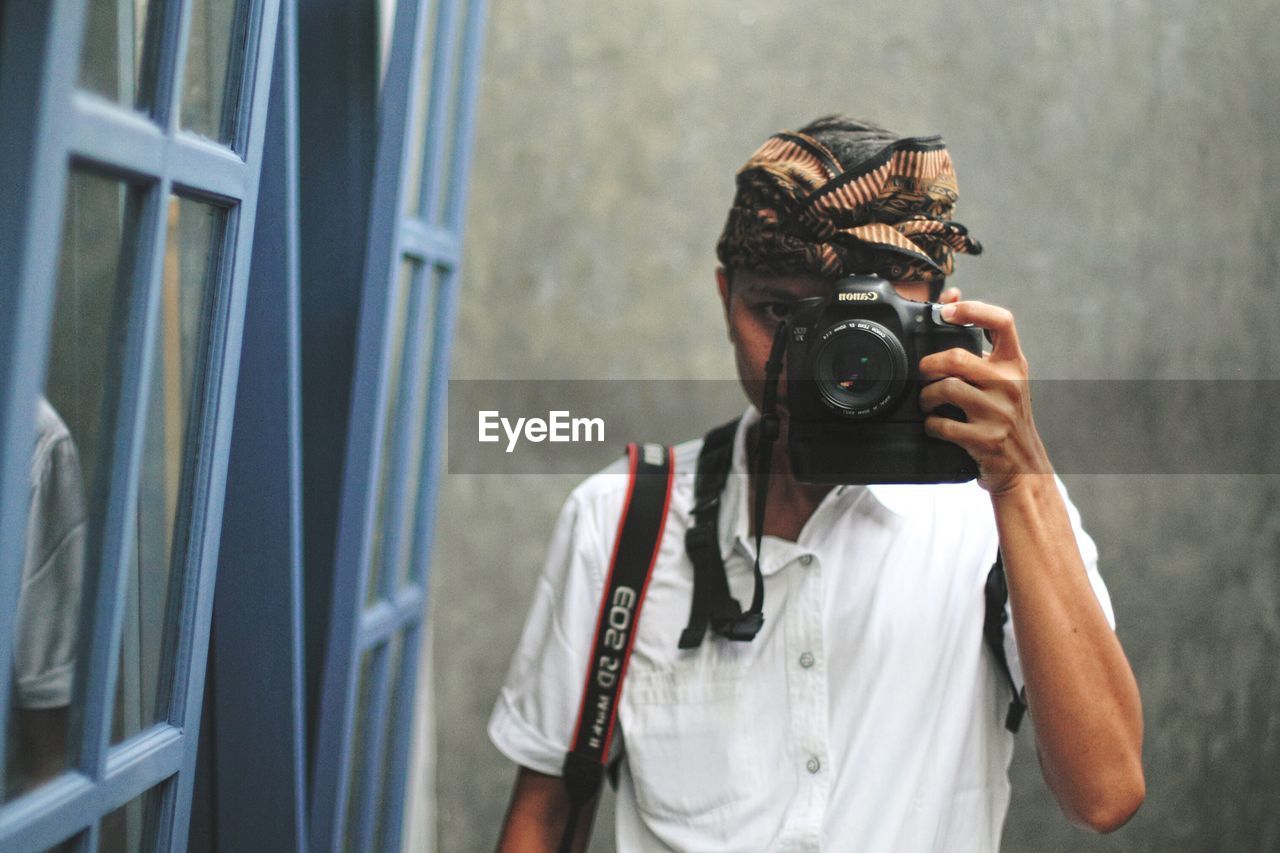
left=75, top=175, right=170, bottom=782
left=165, top=0, right=284, bottom=848
left=349, top=639, right=393, bottom=853
left=417, top=0, right=462, bottom=225
left=356, top=587, right=426, bottom=650
left=372, top=264, right=431, bottom=606
left=374, top=625, right=420, bottom=853
left=0, top=0, right=89, bottom=782
left=442, top=0, right=489, bottom=234
left=307, top=0, right=427, bottom=845
left=398, top=219, right=460, bottom=266
left=0, top=0, right=284, bottom=849
left=0, top=725, right=184, bottom=851
left=209, top=0, right=308, bottom=849
left=366, top=0, right=490, bottom=847
left=371, top=5, right=491, bottom=843
left=296, top=0, right=379, bottom=767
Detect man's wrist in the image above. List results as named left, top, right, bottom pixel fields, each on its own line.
left=987, top=472, right=1058, bottom=507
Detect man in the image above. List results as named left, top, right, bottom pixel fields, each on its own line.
left=9, top=396, right=85, bottom=796
left=489, top=115, right=1144, bottom=851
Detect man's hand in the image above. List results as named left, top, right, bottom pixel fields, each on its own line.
left=919, top=295, right=1145, bottom=832
left=918, top=299, right=1053, bottom=495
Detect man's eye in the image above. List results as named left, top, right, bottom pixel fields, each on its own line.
left=763, top=302, right=792, bottom=320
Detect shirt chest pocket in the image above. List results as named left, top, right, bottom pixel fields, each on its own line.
left=619, top=663, right=773, bottom=828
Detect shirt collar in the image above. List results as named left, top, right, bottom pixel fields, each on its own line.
left=716, top=407, right=914, bottom=571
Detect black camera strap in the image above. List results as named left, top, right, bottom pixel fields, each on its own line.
left=559, top=442, right=674, bottom=853
left=679, top=321, right=789, bottom=648
left=983, top=550, right=1027, bottom=732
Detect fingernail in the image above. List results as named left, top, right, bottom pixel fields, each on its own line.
left=941, top=304, right=957, bottom=320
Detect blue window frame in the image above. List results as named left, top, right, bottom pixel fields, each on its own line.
left=307, top=0, right=488, bottom=849
left=1, top=0, right=487, bottom=848
left=0, top=0, right=281, bottom=849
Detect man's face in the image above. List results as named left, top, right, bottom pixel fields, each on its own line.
left=716, top=267, right=933, bottom=418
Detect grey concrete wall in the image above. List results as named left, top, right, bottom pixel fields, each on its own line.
left=427, top=0, right=1280, bottom=849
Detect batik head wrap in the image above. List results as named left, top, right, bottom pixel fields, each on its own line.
left=715, top=130, right=982, bottom=284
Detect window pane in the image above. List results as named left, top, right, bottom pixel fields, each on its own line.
left=343, top=646, right=380, bottom=853
left=78, top=0, right=161, bottom=113
left=434, top=1, right=474, bottom=226
left=396, top=267, right=443, bottom=591
left=366, top=261, right=418, bottom=605
left=100, top=779, right=168, bottom=853
left=180, top=0, right=251, bottom=143
left=6, top=170, right=143, bottom=802
left=401, top=0, right=440, bottom=217
left=112, top=196, right=224, bottom=745
left=371, top=631, right=410, bottom=852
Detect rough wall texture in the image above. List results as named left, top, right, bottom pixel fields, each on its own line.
left=427, top=0, right=1280, bottom=850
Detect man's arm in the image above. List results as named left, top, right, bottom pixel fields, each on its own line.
left=497, top=766, right=598, bottom=853
left=920, top=300, right=1145, bottom=833
left=991, top=477, right=1144, bottom=832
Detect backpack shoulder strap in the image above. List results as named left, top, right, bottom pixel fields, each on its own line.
left=678, top=418, right=740, bottom=649
left=560, top=442, right=675, bottom=852
left=983, top=549, right=1027, bottom=733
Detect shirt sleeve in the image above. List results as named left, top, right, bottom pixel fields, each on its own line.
left=488, top=488, right=612, bottom=776
left=1002, top=475, right=1115, bottom=696
left=15, top=430, right=87, bottom=709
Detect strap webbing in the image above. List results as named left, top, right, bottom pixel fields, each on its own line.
left=559, top=443, right=674, bottom=852
left=983, top=550, right=1027, bottom=733
left=678, top=420, right=739, bottom=649
left=679, top=321, right=789, bottom=649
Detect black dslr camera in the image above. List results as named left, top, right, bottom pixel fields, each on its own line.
left=785, top=275, right=984, bottom=485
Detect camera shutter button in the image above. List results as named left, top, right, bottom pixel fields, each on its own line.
left=931, top=303, right=979, bottom=331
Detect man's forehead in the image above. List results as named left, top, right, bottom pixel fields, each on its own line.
left=733, top=268, right=938, bottom=303
left=734, top=270, right=832, bottom=299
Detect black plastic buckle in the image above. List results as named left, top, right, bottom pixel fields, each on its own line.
left=1004, top=699, right=1026, bottom=733
left=691, top=493, right=720, bottom=519
left=711, top=611, right=764, bottom=642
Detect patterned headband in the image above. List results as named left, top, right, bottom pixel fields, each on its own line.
left=715, top=130, right=982, bottom=283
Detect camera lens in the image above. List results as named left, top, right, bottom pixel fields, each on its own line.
left=812, top=322, right=908, bottom=417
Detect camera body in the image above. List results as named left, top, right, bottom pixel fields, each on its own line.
left=785, top=275, right=983, bottom=484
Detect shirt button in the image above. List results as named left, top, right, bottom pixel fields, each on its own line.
left=806, top=756, right=821, bottom=774
left=799, top=554, right=813, bottom=566
left=799, top=652, right=815, bottom=669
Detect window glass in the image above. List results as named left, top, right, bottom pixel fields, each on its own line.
left=401, top=0, right=440, bottom=217
left=343, top=646, right=380, bottom=853
left=432, top=0, right=474, bottom=226
left=78, top=0, right=161, bottom=114
left=396, top=266, right=443, bottom=590
left=371, top=631, right=409, bottom=851
left=180, top=0, right=251, bottom=144
left=112, top=196, right=223, bottom=745
left=366, top=261, right=418, bottom=605
left=5, top=169, right=143, bottom=802
left=100, top=778, right=168, bottom=853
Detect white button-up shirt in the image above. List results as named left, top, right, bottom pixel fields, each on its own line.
left=489, top=409, right=1115, bottom=852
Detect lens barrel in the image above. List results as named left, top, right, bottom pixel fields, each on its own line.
left=811, top=319, right=908, bottom=418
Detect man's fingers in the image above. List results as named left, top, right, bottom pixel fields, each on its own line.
left=918, top=376, right=1006, bottom=422
left=939, top=300, right=1024, bottom=364
left=919, top=347, right=1002, bottom=385
left=939, top=286, right=963, bottom=305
